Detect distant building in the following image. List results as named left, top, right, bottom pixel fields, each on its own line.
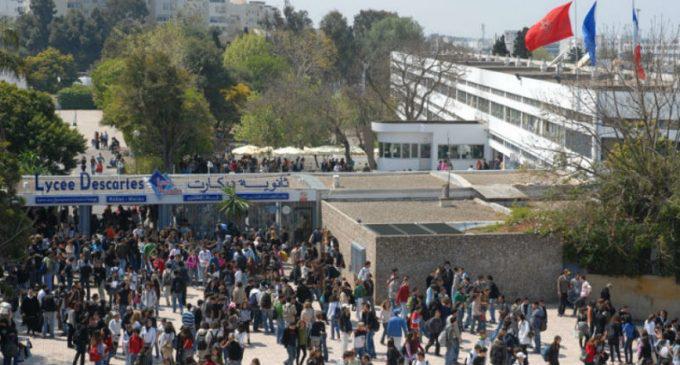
left=503, top=30, right=518, bottom=53
left=0, top=0, right=28, bottom=17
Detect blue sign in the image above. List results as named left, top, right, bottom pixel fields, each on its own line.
left=183, top=194, right=223, bottom=202
left=237, top=193, right=289, bottom=201
left=35, top=196, right=99, bottom=204
left=106, top=195, right=147, bottom=203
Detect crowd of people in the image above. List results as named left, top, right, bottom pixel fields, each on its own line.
left=0, top=209, right=678, bottom=365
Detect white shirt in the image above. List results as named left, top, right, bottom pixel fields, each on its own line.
left=141, top=326, right=157, bottom=345
left=198, top=249, right=212, bottom=267
left=580, top=280, right=592, bottom=298
left=357, top=266, right=370, bottom=282
left=109, top=319, right=122, bottom=339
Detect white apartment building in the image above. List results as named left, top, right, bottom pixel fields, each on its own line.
left=0, top=0, right=27, bottom=17
left=39, top=0, right=275, bottom=41
left=385, top=51, right=678, bottom=171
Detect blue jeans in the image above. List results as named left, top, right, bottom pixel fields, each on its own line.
left=489, top=299, right=496, bottom=322
left=42, top=311, right=56, bottom=337
left=366, top=330, right=376, bottom=357
left=285, top=345, right=296, bottom=365
left=330, top=318, right=340, bottom=339
left=261, top=309, right=274, bottom=333
left=533, top=328, right=541, bottom=353
left=445, top=339, right=460, bottom=365
left=276, top=318, right=285, bottom=344
left=252, top=307, right=261, bottom=331
left=321, top=333, right=328, bottom=362
left=42, top=273, right=54, bottom=290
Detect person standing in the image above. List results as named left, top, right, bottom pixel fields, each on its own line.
left=281, top=323, right=298, bottom=365
left=442, top=314, right=461, bottom=365
left=40, top=288, right=57, bottom=338
left=385, top=309, right=408, bottom=349
left=556, top=270, right=570, bottom=316
left=530, top=302, right=545, bottom=354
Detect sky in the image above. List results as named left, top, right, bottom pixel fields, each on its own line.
left=271, top=0, right=679, bottom=39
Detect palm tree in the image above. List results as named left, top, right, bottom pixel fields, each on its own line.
left=218, top=186, right=249, bottom=223
left=0, top=21, right=22, bottom=75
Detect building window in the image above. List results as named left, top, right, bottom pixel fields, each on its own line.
left=565, top=129, right=592, bottom=157
left=401, top=143, right=411, bottom=159
left=507, top=108, right=522, bottom=126
left=378, top=143, right=384, bottom=158
left=390, top=143, right=401, bottom=159
left=411, top=144, right=419, bottom=158
left=350, top=242, right=366, bottom=275
left=382, top=143, right=391, bottom=158
left=420, top=144, right=431, bottom=158
left=491, top=102, right=504, bottom=119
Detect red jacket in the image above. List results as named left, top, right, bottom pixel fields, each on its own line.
left=129, top=334, right=144, bottom=354
left=396, top=284, right=410, bottom=305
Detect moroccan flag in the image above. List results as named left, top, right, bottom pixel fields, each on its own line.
left=632, top=6, right=646, bottom=80
left=525, top=2, right=574, bottom=52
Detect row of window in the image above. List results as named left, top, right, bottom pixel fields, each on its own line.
left=436, top=144, right=485, bottom=160
left=397, top=65, right=594, bottom=159
left=378, top=143, right=431, bottom=159
left=378, top=142, right=484, bottom=160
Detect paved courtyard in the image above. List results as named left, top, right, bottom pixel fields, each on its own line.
left=20, top=286, right=581, bottom=365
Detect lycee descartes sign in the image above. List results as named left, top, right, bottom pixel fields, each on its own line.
left=19, top=172, right=315, bottom=206
left=35, top=173, right=145, bottom=193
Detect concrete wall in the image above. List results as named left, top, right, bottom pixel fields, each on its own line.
left=588, top=274, right=680, bottom=320
left=375, top=233, right=562, bottom=303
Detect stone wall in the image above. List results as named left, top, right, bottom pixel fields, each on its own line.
left=321, top=201, right=377, bottom=280
left=374, top=233, right=562, bottom=303
left=321, top=201, right=563, bottom=303
left=587, top=274, right=680, bottom=319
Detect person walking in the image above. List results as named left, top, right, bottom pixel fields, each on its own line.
left=544, top=335, right=561, bottom=365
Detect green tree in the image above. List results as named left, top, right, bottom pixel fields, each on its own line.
left=102, top=49, right=214, bottom=171
left=352, top=9, right=396, bottom=41
left=104, top=0, right=148, bottom=26
left=16, top=0, right=55, bottom=54
left=91, top=57, right=125, bottom=108
left=223, top=33, right=287, bottom=91
left=531, top=47, right=553, bottom=61
left=513, top=27, right=531, bottom=58
left=282, top=6, right=312, bottom=33
left=24, top=47, right=77, bottom=93
left=320, top=11, right=355, bottom=80
left=49, top=9, right=109, bottom=70
left=0, top=20, right=22, bottom=74
left=0, top=143, right=33, bottom=259
left=0, top=81, right=86, bottom=173
left=218, top=186, right=249, bottom=222
left=492, top=35, right=510, bottom=56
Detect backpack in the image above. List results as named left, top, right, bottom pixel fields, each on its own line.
left=368, top=311, right=380, bottom=332
left=260, top=292, right=272, bottom=309
left=541, top=345, right=550, bottom=361
left=333, top=305, right=341, bottom=319
left=196, top=334, right=207, bottom=351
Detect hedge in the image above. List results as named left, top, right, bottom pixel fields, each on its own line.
left=57, top=84, right=96, bottom=109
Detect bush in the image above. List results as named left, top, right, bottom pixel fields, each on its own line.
left=57, top=84, right=96, bottom=109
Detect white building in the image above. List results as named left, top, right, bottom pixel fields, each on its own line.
left=384, top=51, right=678, bottom=171
left=0, top=0, right=27, bottom=17
left=373, top=121, right=490, bottom=171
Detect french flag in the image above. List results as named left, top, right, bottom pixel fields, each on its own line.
left=632, top=4, right=646, bottom=80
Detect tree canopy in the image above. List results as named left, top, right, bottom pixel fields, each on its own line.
left=223, top=33, right=287, bottom=92
left=24, top=47, right=77, bottom=93
left=0, top=81, right=86, bottom=174
left=492, top=35, right=510, bottom=56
